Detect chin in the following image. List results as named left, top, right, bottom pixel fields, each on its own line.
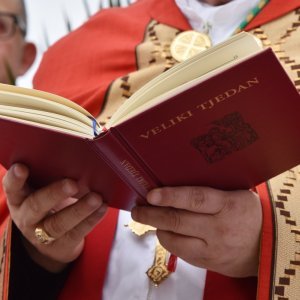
left=202, top=0, right=233, bottom=5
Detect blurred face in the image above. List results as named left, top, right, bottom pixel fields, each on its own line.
left=0, top=0, right=34, bottom=84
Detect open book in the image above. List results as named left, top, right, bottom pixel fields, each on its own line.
left=0, top=32, right=300, bottom=210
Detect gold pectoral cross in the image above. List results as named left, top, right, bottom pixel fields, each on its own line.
left=126, top=220, right=171, bottom=286
left=146, top=240, right=171, bottom=286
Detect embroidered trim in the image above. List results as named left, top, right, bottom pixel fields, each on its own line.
left=267, top=167, right=300, bottom=299
left=251, top=8, right=300, bottom=93
left=0, top=220, right=12, bottom=300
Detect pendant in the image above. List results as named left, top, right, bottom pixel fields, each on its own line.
left=126, top=220, right=156, bottom=236
left=146, top=241, right=171, bottom=286
left=125, top=220, right=173, bottom=286
left=170, top=30, right=212, bottom=62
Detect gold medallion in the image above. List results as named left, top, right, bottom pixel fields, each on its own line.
left=170, top=30, right=212, bottom=62
left=126, top=220, right=156, bottom=236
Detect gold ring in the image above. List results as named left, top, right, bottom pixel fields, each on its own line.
left=34, top=227, right=55, bottom=244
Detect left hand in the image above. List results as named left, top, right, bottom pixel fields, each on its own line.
left=131, top=186, right=262, bottom=278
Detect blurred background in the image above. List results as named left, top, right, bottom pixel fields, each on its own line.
left=19, top=0, right=135, bottom=87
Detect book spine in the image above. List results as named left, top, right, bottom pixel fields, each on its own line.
left=92, top=129, right=160, bottom=199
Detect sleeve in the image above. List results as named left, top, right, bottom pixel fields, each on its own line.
left=8, top=223, right=71, bottom=300
left=256, top=165, right=300, bottom=299
left=0, top=166, right=70, bottom=300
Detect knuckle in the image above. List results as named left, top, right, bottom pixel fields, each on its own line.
left=221, top=192, right=238, bottom=214
left=45, top=184, right=61, bottom=204
left=41, top=180, right=71, bottom=207
left=45, top=214, right=65, bottom=236
left=187, top=188, right=205, bottom=211
left=160, top=187, right=178, bottom=206
left=2, top=173, right=12, bottom=196
left=27, top=193, right=41, bottom=214
left=65, top=228, right=80, bottom=242
left=84, top=215, right=99, bottom=229
left=71, top=204, right=84, bottom=220
left=18, top=215, right=33, bottom=232
left=167, top=208, right=182, bottom=232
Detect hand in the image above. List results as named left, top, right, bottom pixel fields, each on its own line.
left=3, top=163, right=107, bottom=273
left=131, top=186, right=262, bottom=278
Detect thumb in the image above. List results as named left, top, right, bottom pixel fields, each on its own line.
left=3, top=163, right=31, bottom=207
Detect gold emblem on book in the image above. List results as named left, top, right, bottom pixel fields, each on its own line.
left=170, top=30, right=211, bottom=62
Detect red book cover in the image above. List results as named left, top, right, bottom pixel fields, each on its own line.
left=0, top=48, right=299, bottom=211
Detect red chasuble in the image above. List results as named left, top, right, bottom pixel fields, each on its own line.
left=1, top=0, right=300, bottom=299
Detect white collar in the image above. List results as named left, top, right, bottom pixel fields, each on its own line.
left=175, top=0, right=261, bottom=45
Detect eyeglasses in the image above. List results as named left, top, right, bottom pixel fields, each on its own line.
left=0, top=12, right=26, bottom=40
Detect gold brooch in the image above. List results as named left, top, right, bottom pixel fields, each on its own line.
left=170, top=30, right=211, bottom=62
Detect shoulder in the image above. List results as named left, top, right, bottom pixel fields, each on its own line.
left=33, top=1, right=153, bottom=101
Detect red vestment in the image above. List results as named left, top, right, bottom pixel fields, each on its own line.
left=1, top=0, right=300, bottom=299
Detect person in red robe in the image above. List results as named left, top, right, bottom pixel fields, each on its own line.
left=1, top=0, right=300, bottom=299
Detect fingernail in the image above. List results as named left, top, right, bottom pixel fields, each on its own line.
left=62, top=180, right=77, bottom=195
left=97, top=203, right=107, bottom=214
left=87, top=195, right=102, bottom=208
left=96, top=204, right=107, bottom=216
left=13, top=164, right=23, bottom=178
left=147, top=189, right=162, bottom=205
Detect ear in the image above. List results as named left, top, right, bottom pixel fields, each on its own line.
left=18, top=42, right=37, bottom=75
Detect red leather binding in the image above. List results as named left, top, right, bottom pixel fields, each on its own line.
left=1, top=49, right=300, bottom=211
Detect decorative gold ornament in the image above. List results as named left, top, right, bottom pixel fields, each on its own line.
left=170, top=30, right=211, bottom=62
left=34, top=227, right=55, bottom=244
left=146, top=241, right=171, bottom=286
left=125, top=220, right=172, bottom=286
left=126, top=220, right=156, bottom=236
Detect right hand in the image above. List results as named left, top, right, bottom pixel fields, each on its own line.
left=2, top=163, right=107, bottom=273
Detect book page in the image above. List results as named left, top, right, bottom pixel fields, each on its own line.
left=0, top=115, right=93, bottom=139
left=114, top=51, right=261, bottom=125
left=0, top=83, right=102, bottom=136
left=107, top=32, right=262, bottom=128
left=0, top=83, right=92, bottom=117
left=0, top=105, right=94, bottom=137
left=0, top=90, right=101, bottom=135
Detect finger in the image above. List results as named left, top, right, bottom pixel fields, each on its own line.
left=156, top=230, right=210, bottom=269
left=3, top=163, right=30, bottom=207
left=132, top=206, right=213, bottom=239
left=19, top=179, right=79, bottom=227
left=64, top=203, right=107, bottom=244
left=36, top=204, right=108, bottom=265
left=147, top=186, right=228, bottom=214
left=157, top=230, right=258, bottom=277
left=42, top=193, right=104, bottom=240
